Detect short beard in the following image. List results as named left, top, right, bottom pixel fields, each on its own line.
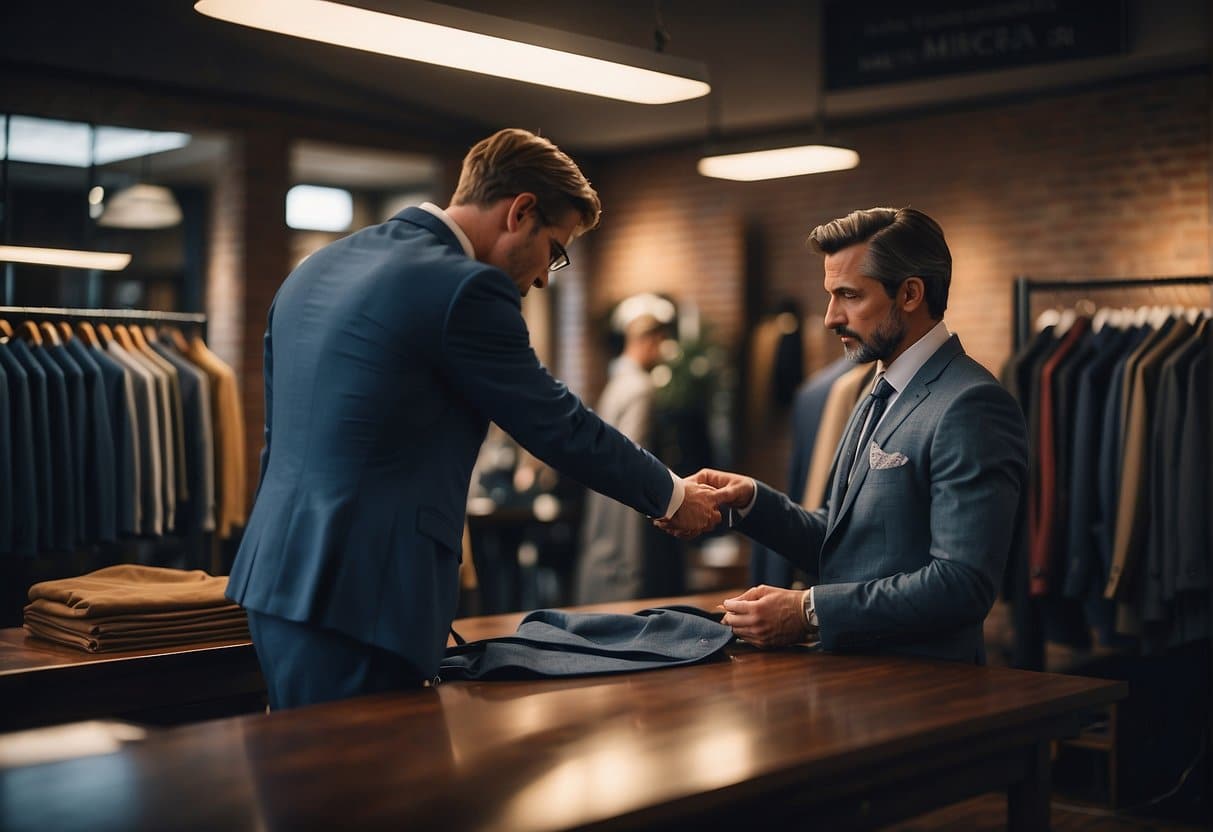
left=841, top=305, right=906, bottom=364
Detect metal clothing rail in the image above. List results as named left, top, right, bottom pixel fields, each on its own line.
left=0, top=305, right=206, bottom=326
left=1013, top=274, right=1213, bottom=351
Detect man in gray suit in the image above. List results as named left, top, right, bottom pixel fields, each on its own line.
left=669, top=207, right=1028, bottom=663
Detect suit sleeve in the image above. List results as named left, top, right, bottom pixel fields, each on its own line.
left=812, top=383, right=1028, bottom=650
left=442, top=269, right=673, bottom=517
left=736, top=482, right=828, bottom=579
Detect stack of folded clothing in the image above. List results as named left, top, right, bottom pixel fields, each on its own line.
left=24, top=564, right=248, bottom=653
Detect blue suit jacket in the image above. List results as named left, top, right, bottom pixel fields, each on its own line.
left=227, top=207, right=675, bottom=678
left=739, top=336, right=1028, bottom=663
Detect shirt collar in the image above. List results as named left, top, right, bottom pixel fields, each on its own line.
left=419, top=202, right=474, bottom=259
left=877, top=319, right=951, bottom=393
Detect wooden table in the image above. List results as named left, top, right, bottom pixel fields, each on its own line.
left=1, top=592, right=1126, bottom=831
left=0, top=628, right=261, bottom=731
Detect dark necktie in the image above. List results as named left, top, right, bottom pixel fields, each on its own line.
left=838, top=376, right=895, bottom=488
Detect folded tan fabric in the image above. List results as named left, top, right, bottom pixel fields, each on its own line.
left=24, top=621, right=250, bottom=653
left=27, top=565, right=233, bottom=617
left=24, top=600, right=245, bottom=629
left=24, top=608, right=247, bottom=637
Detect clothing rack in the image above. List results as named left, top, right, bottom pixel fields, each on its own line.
left=1010, top=274, right=1212, bottom=672
left=1012, top=275, right=1213, bottom=351
left=0, top=304, right=219, bottom=621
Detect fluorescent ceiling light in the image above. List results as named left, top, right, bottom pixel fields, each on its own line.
left=287, top=184, right=353, bottom=231
left=98, top=184, right=183, bottom=229
left=194, top=0, right=710, bottom=104
left=0, top=245, right=132, bottom=271
left=0, top=116, right=190, bottom=168
left=697, top=144, right=860, bottom=181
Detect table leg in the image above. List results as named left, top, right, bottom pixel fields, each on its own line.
left=1007, top=739, right=1050, bottom=831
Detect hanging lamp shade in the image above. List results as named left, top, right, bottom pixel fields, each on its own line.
left=97, top=183, right=183, bottom=229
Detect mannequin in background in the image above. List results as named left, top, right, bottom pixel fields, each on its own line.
left=575, top=312, right=670, bottom=603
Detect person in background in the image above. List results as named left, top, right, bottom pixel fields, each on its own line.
left=227, top=128, right=721, bottom=709
left=663, top=207, right=1028, bottom=664
left=575, top=305, right=671, bottom=603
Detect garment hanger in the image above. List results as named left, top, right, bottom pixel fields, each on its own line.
left=113, top=323, right=137, bottom=351
left=0, top=319, right=11, bottom=338
left=57, top=321, right=73, bottom=341
left=1091, top=305, right=1113, bottom=333
left=128, top=322, right=153, bottom=353
left=97, top=322, right=115, bottom=346
left=1034, top=308, right=1060, bottom=332
left=167, top=325, right=190, bottom=353
left=19, top=320, right=43, bottom=345
left=39, top=322, right=62, bottom=347
left=78, top=321, right=102, bottom=348
left=1054, top=307, right=1077, bottom=336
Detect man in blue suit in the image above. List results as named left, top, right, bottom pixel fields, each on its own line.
left=669, top=208, right=1027, bottom=664
left=227, top=129, right=721, bottom=708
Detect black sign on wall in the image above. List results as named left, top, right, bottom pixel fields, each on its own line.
left=824, top=0, right=1128, bottom=91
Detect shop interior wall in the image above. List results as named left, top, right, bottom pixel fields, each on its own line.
left=582, top=71, right=1212, bottom=488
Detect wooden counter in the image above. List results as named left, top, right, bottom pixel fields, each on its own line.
left=1, top=591, right=1126, bottom=831
left=0, top=628, right=261, bottom=730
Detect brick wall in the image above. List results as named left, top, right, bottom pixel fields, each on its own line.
left=208, top=129, right=290, bottom=507
left=579, top=72, right=1211, bottom=488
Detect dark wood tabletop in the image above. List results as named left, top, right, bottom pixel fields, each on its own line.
left=1, top=591, right=1126, bottom=831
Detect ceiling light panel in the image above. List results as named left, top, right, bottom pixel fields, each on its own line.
left=195, top=0, right=710, bottom=104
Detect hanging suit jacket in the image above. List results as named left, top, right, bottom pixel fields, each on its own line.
left=8, top=341, right=53, bottom=551
left=737, top=335, right=1028, bottom=663
left=89, top=344, right=139, bottom=537
left=0, top=344, right=36, bottom=556
left=64, top=338, right=117, bottom=544
left=31, top=345, right=75, bottom=552
left=227, top=206, right=677, bottom=680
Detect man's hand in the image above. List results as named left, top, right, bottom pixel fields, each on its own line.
left=659, top=481, right=722, bottom=539
left=721, top=585, right=810, bottom=648
left=686, top=468, right=755, bottom=509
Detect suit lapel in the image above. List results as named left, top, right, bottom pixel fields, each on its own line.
left=825, top=335, right=964, bottom=541
left=826, top=395, right=872, bottom=531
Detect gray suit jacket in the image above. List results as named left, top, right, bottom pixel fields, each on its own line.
left=738, top=335, right=1028, bottom=663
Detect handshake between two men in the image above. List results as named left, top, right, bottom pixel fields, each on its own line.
left=656, top=470, right=809, bottom=650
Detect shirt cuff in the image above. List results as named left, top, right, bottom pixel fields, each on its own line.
left=661, top=470, right=685, bottom=519
left=734, top=478, right=759, bottom=518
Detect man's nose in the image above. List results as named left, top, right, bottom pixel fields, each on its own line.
left=533, top=273, right=548, bottom=291
left=824, top=298, right=843, bottom=329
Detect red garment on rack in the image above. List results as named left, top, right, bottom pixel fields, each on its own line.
left=1029, top=317, right=1090, bottom=598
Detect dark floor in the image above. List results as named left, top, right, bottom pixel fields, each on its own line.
left=886, top=793, right=1209, bottom=831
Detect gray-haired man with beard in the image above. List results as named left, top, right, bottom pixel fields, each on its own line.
left=665, top=207, right=1028, bottom=664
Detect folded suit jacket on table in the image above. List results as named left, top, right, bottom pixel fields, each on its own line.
left=439, top=606, right=733, bottom=681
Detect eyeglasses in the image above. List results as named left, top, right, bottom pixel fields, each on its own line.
left=535, top=207, right=571, bottom=272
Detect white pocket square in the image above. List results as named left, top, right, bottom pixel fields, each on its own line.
left=869, top=444, right=909, bottom=470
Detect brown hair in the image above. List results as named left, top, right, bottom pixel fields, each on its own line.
left=451, top=128, right=601, bottom=236
left=809, top=207, right=952, bottom=319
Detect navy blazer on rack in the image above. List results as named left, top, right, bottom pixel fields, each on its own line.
left=228, top=207, right=676, bottom=680
left=9, top=341, right=54, bottom=552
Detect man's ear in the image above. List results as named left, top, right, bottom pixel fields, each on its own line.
left=505, top=193, right=537, bottom=232
left=901, top=276, right=926, bottom=313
